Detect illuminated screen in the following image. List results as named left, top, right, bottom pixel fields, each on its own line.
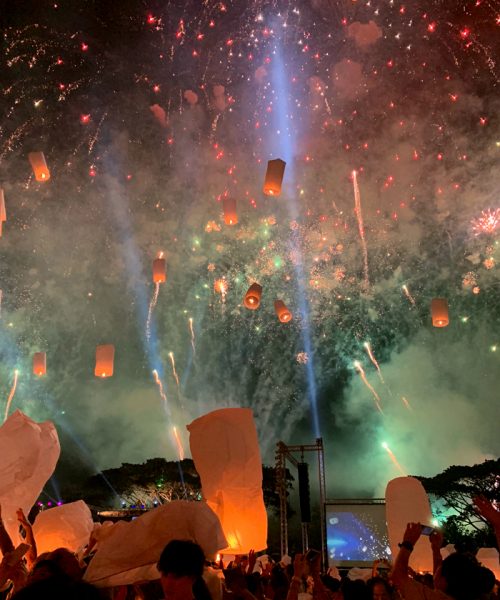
left=326, top=502, right=391, bottom=567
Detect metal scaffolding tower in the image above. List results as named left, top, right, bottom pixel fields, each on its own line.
left=275, top=438, right=327, bottom=569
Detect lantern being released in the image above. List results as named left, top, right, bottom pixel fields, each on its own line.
left=33, top=352, right=47, bottom=377
left=431, top=298, right=449, bottom=327
left=0, top=189, right=6, bottom=237
left=222, top=197, right=238, bottom=226
left=244, top=283, right=262, bottom=310
left=28, top=152, right=51, bottom=182
left=153, top=258, right=166, bottom=283
left=263, top=159, right=286, bottom=196
left=274, top=300, right=292, bottom=323
left=95, top=345, right=115, bottom=378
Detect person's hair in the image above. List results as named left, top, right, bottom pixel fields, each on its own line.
left=477, top=566, right=496, bottom=595
left=158, top=540, right=205, bottom=579
left=321, top=574, right=341, bottom=592
left=158, top=540, right=211, bottom=600
left=441, top=553, right=483, bottom=600
left=341, top=577, right=370, bottom=600
left=367, top=576, right=394, bottom=599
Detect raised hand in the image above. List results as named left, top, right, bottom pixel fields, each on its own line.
left=16, top=509, right=29, bottom=528
left=247, top=549, right=257, bottom=574
left=403, top=522, right=423, bottom=546
left=292, top=553, right=308, bottom=579
left=473, top=496, right=500, bottom=529
left=429, top=528, right=444, bottom=551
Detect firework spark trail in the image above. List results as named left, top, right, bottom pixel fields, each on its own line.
left=188, top=317, right=196, bottom=354
left=401, top=396, right=413, bottom=412
left=88, top=112, right=107, bottom=154
left=168, top=352, right=180, bottom=390
left=146, top=282, right=160, bottom=342
left=354, top=361, right=383, bottom=414
left=382, top=442, right=407, bottom=476
left=172, top=426, right=185, bottom=460
left=364, top=342, right=385, bottom=383
left=152, top=369, right=169, bottom=412
left=402, top=285, right=416, bottom=306
left=4, top=370, right=19, bottom=423
left=352, top=171, right=370, bottom=288
left=471, top=209, right=500, bottom=236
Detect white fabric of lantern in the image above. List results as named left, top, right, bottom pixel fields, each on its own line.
left=0, top=410, right=60, bottom=548
left=33, top=500, right=93, bottom=555
left=385, top=477, right=434, bottom=573
left=187, top=408, right=268, bottom=554
left=476, top=547, right=500, bottom=580
left=84, top=500, right=227, bottom=588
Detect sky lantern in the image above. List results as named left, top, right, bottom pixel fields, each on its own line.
left=431, top=298, right=449, bottom=327
left=0, top=189, right=6, bottom=237
left=222, top=197, right=238, bottom=225
left=152, top=258, right=166, bottom=283
left=274, top=300, right=292, bottom=322
left=187, top=408, right=268, bottom=554
left=95, top=345, right=115, bottom=378
left=244, top=283, right=262, bottom=310
left=33, top=352, right=47, bottom=377
left=263, top=158, right=286, bottom=196
left=28, top=152, right=51, bottom=182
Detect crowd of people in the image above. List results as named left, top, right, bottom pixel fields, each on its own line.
left=0, top=496, right=497, bottom=600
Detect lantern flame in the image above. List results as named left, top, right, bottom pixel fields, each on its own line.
left=244, top=283, right=262, bottom=310
left=274, top=300, right=292, bottom=322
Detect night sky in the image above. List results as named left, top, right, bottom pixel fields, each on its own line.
left=1, top=0, right=499, bottom=498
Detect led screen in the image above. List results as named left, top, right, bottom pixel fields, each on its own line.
left=326, top=502, right=391, bottom=567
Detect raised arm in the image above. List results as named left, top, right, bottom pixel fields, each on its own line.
left=473, top=496, right=500, bottom=558
left=430, top=529, right=444, bottom=576
left=391, top=522, right=422, bottom=587
left=286, top=554, right=307, bottom=600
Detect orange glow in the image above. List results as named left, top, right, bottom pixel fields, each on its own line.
left=214, top=278, right=228, bottom=295
left=274, top=300, right=292, bottom=322
left=0, top=189, right=6, bottom=237
left=263, top=159, right=286, bottom=196
left=222, top=197, right=238, bottom=225
left=95, top=344, right=115, bottom=378
left=244, top=283, right=262, bottom=310
left=153, top=258, right=166, bottom=283
left=28, top=152, right=51, bottom=182
left=431, top=298, right=449, bottom=327
left=33, top=352, right=47, bottom=377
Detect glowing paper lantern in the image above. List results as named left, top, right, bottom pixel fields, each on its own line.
left=0, top=189, right=6, bottom=237
left=28, top=152, right=51, bottom=182
left=243, top=283, right=262, bottom=310
left=84, top=501, right=227, bottom=588
left=0, top=411, right=60, bottom=548
left=431, top=298, right=449, bottom=327
left=274, top=300, right=292, bottom=323
left=95, top=345, right=115, bottom=378
left=187, top=408, right=268, bottom=554
left=263, top=158, right=286, bottom=196
left=222, top=197, right=238, bottom=226
left=33, top=500, right=94, bottom=555
left=385, top=477, right=433, bottom=573
left=33, top=352, right=47, bottom=377
left=152, top=258, right=166, bottom=283
left=476, top=548, right=500, bottom=581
